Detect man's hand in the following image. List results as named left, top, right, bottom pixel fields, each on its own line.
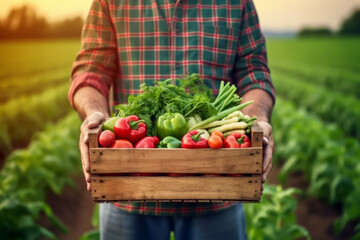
left=73, top=86, right=110, bottom=191
left=80, top=112, right=106, bottom=192
left=256, top=121, right=275, bottom=193
left=239, top=89, right=275, bottom=194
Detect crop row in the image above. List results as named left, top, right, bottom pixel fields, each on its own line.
left=0, top=83, right=71, bottom=157
left=0, top=67, right=70, bottom=103
left=244, top=185, right=310, bottom=240
left=0, top=40, right=79, bottom=80
left=272, top=98, right=360, bottom=237
left=267, top=38, right=360, bottom=75
left=272, top=71, right=360, bottom=139
left=270, top=63, right=360, bottom=98
left=0, top=112, right=81, bottom=239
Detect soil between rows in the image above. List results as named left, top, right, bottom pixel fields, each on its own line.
left=268, top=165, right=354, bottom=240
left=40, top=175, right=95, bottom=240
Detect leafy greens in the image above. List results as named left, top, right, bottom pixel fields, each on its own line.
left=115, top=74, right=217, bottom=136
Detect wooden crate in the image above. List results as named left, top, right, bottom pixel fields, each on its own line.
left=89, top=124, right=263, bottom=203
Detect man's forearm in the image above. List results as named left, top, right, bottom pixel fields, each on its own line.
left=73, top=86, right=110, bottom=120
left=240, top=89, right=274, bottom=123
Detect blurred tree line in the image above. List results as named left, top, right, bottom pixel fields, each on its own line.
left=0, top=5, right=83, bottom=39
left=298, top=9, right=360, bottom=37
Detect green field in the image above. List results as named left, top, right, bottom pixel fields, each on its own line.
left=0, top=37, right=359, bottom=239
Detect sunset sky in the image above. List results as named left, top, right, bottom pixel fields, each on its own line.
left=0, top=0, right=359, bottom=31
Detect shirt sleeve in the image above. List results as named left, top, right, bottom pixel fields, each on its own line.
left=232, top=0, right=275, bottom=102
left=68, top=0, right=117, bottom=107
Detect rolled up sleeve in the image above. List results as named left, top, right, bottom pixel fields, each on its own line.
left=233, top=0, right=275, bottom=102
left=68, top=0, right=118, bottom=107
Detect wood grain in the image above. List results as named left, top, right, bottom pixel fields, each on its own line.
left=88, top=123, right=103, bottom=149
left=90, top=148, right=262, bottom=174
left=251, top=123, right=263, bottom=148
left=91, top=176, right=261, bottom=201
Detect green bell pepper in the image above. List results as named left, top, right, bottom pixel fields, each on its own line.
left=156, top=113, right=188, bottom=140
left=158, top=136, right=182, bottom=148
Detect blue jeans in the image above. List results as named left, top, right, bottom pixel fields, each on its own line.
left=100, top=203, right=247, bottom=240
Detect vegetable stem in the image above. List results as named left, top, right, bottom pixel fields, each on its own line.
left=219, top=87, right=237, bottom=112
left=213, top=83, right=231, bottom=107
left=189, top=100, right=254, bottom=131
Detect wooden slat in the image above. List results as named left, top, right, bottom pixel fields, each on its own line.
left=88, top=123, right=103, bottom=148
left=251, top=123, right=263, bottom=148
left=91, top=176, right=261, bottom=201
left=90, top=148, right=262, bottom=174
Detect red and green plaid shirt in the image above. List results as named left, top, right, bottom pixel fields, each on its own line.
left=69, top=0, right=275, bottom=216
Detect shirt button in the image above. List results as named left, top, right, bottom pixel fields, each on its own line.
left=175, top=62, right=181, bottom=69
left=175, top=27, right=181, bottom=34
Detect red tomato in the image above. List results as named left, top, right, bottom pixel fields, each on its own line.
left=111, top=139, right=133, bottom=148
left=98, top=130, right=116, bottom=147
left=211, top=131, right=224, bottom=141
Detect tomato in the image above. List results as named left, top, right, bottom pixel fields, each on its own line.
left=111, top=139, right=133, bottom=148
left=98, top=130, right=115, bottom=147
left=211, top=130, right=224, bottom=141
left=208, top=131, right=224, bottom=149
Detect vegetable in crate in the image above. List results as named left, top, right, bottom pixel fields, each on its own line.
left=98, top=130, right=116, bottom=147
left=189, top=101, right=254, bottom=131
left=156, top=112, right=188, bottom=140
left=111, top=139, right=133, bottom=148
left=158, top=136, right=182, bottom=148
left=208, top=121, right=251, bottom=134
left=102, top=117, right=122, bottom=132
left=186, top=114, right=202, bottom=129
left=208, top=131, right=224, bottom=149
left=114, top=115, right=147, bottom=144
left=224, top=133, right=251, bottom=148
left=194, top=129, right=210, bottom=140
left=212, top=81, right=242, bottom=112
left=135, top=136, right=160, bottom=148
left=181, top=130, right=208, bottom=149
left=115, top=74, right=217, bottom=136
left=223, top=130, right=245, bottom=138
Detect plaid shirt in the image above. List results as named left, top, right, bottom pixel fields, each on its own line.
left=69, top=0, right=275, bottom=216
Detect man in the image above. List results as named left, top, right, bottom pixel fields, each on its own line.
left=68, top=0, right=275, bottom=239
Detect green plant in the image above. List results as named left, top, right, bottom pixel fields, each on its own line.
left=272, top=98, right=360, bottom=236
left=0, top=84, right=71, bottom=156
left=0, top=112, right=81, bottom=239
left=244, top=185, right=310, bottom=240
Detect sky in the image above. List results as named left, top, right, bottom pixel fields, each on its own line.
left=0, top=0, right=359, bottom=32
